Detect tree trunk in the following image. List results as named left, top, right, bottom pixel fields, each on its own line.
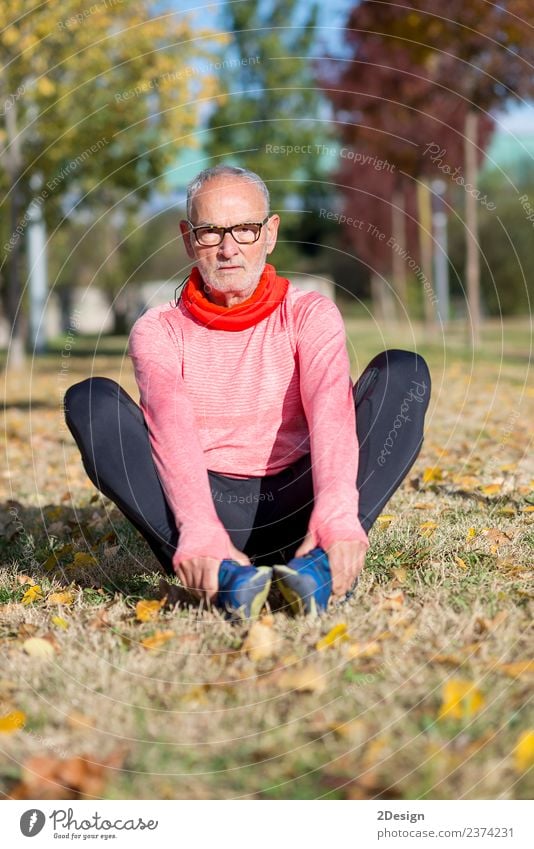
left=391, top=182, right=408, bottom=320
left=370, top=272, right=396, bottom=324
left=416, top=178, right=437, bottom=328
left=464, top=109, right=481, bottom=345
left=3, top=99, right=26, bottom=370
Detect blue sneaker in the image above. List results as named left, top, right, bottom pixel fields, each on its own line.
left=216, top=560, right=272, bottom=620
left=273, top=547, right=332, bottom=616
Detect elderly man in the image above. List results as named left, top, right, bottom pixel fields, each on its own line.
left=65, top=165, right=430, bottom=618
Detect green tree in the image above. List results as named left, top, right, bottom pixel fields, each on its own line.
left=205, top=0, right=333, bottom=270
left=0, top=0, right=220, bottom=365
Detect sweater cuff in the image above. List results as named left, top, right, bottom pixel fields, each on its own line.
left=309, top=516, right=369, bottom=553
left=173, top=521, right=233, bottom=567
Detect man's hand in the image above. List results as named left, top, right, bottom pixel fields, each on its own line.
left=295, top=533, right=367, bottom=598
left=174, top=542, right=251, bottom=604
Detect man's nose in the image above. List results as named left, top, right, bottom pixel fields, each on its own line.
left=218, top=231, right=240, bottom=258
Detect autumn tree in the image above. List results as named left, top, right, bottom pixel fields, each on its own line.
left=0, top=0, right=220, bottom=365
left=326, top=0, right=534, bottom=338
left=323, top=3, right=494, bottom=325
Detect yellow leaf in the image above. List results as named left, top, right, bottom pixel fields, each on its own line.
left=496, top=507, right=515, bottom=516
left=513, top=730, right=534, bottom=773
left=423, top=467, right=443, bottom=484
left=521, top=505, right=534, bottom=513
left=419, top=521, right=437, bottom=537
left=22, top=637, right=56, bottom=660
left=480, top=483, right=502, bottom=496
left=72, top=552, right=98, bottom=568
left=454, top=555, right=468, bottom=570
left=140, top=630, right=175, bottom=650
left=135, top=599, right=162, bottom=622
left=376, top=514, right=395, bottom=526
left=466, top=527, right=477, bottom=541
left=392, top=567, right=408, bottom=584
left=51, top=616, right=69, bottom=630
left=242, top=618, right=278, bottom=661
left=21, top=585, right=43, bottom=605
left=47, top=591, right=74, bottom=605
left=346, top=640, right=381, bottom=659
left=413, top=502, right=432, bottom=510
left=438, top=679, right=485, bottom=720
left=0, top=710, right=26, bottom=734
left=316, top=623, right=349, bottom=651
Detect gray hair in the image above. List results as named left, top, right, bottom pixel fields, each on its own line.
left=186, top=165, right=270, bottom=220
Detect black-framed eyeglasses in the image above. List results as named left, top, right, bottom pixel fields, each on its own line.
left=188, top=216, right=270, bottom=246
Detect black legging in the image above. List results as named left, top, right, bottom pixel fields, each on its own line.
left=64, top=349, right=430, bottom=574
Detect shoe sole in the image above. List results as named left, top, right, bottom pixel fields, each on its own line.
left=274, top=565, right=320, bottom=617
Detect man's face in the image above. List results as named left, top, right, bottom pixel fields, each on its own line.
left=180, top=175, right=280, bottom=302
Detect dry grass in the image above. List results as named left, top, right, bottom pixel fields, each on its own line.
left=0, top=318, right=532, bottom=800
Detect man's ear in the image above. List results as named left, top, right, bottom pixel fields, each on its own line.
left=265, top=213, right=280, bottom=256
left=180, top=219, right=195, bottom=259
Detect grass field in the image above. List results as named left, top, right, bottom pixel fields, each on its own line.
left=1, top=317, right=532, bottom=800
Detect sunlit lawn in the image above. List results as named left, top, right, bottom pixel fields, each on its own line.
left=0, top=316, right=532, bottom=799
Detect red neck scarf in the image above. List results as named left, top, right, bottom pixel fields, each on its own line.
left=181, top=263, right=289, bottom=331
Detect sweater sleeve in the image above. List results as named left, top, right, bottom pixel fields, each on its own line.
left=128, top=309, right=233, bottom=565
left=294, top=294, right=369, bottom=551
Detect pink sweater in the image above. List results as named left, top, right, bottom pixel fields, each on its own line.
left=128, top=283, right=369, bottom=565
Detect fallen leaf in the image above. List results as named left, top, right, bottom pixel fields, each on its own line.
left=466, top=527, right=477, bottom=541
left=242, top=617, right=278, bottom=661
left=316, top=623, right=349, bottom=651
left=47, top=591, right=74, bottom=606
left=379, top=590, right=405, bottom=610
left=376, top=514, right=395, bottom=527
left=480, top=528, right=512, bottom=547
left=21, top=585, right=43, bottom=605
left=480, top=483, right=502, bottom=496
left=392, top=567, right=408, bottom=584
left=16, top=575, right=34, bottom=586
left=454, top=555, right=468, bottom=570
left=513, top=730, right=534, bottom=773
left=135, top=599, right=163, bottom=623
left=423, top=466, right=443, bottom=484
left=277, top=664, right=326, bottom=694
left=140, top=630, right=175, bottom=651
left=0, top=710, right=26, bottom=734
left=51, top=616, right=69, bottom=630
left=346, top=640, right=382, bottom=659
left=438, top=679, right=485, bottom=720
left=71, top=552, right=98, bottom=568
left=495, top=660, right=534, bottom=678
left=419, top=521, right=437, bottom=537
left=475, top=610, right=508, bottom=634
left=11, top=749, right=126, bottom=800
left=22, top=637, right=56, bottom=660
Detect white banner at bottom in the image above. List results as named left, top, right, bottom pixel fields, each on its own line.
left=3, top=800, right=531, bottom=848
